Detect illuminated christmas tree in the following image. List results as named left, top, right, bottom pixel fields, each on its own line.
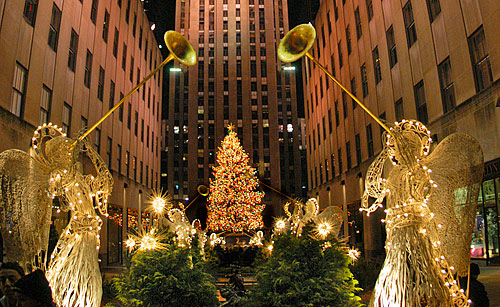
left=207, top=125, right=265, bottom=232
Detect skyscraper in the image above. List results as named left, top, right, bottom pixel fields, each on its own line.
left=305, top=0, right=500, bottom=260
left=0, top=0, right=162, bottom=266
left=163, top=0, right=307, bottom=226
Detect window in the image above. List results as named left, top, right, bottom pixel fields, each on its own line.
left=133, top=156, right=137, bottom=180
left=354, top=8, right=362, bottom=39
left=328, top=109, right=333, bottom=133
left=90, top=0, right=98, bottom=24
left=361, top=64, right=368, bottom=97
left=366, top=0, right=373, bottom=21
left=468, top=26, right=492, bottom=92
left=366, top=124, right=373, bottom=157
left=141, top=119, right=144, bottom=142
left=342, top=99, right=347, bottom=119
left=23, top=0, right=38, bottom=26
left=334, top=100, right=340, bottom=126
left=331, top=154, right=336, bottom=177
left=373, top=47, right=381, bottom=84
left=130, top=56, right=134, bottom=82
left=386, top=26, right=397, bottom=68
left=334, top=1, right=339, bottom=20
left=98, top=67, right=105, bottom=101
left=62, top=103, right=72, bottom=135
left=48, top=4, right=62, bottom=51
left=84, top=50, right=92, bottom=88
left=346, top=26, right=352, bottom=54
left=394, top=98, right=404, bottom=122
left=134, top=111, right=138, bottom=136
left=403, top=1, right=417, bottom=47
left=107, top=137, right=112, bottom=169
left=127, top=103, right=131, bottom=129
left=68, top=29, right=79, bottom=72
left=338, top=41, right=343, bottom=67
left=102, top=10, right=109, bottom=42
left=40, top=85, right=52, bottom=125
left=109, top=80, right=115, bottom=110
left=113, top=28, right=119, bottom=57
left=139, top=28, right=143, bottom=50
left=355, top=134, right=361, bottom=165
left=414, top=80, right=428, bottom=124
left=119, top=93, right=124, bottom=121
left=346, top=142, right=351, bottom=170
left=95, top=128, right=101, bottom=153
left=438, top=57, right=456, bottom=113
left=132, top=14, right=136, bottom=36
left=426, top=0, right=441, bottom=22
left=117, top=145, right=122, bottom=174
left=10, top=63, right=27, bottom=117
left=122, top=44, right=127, bottom=70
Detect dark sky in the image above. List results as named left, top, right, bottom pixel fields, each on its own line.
left=144, top=0, right=319, bottom=54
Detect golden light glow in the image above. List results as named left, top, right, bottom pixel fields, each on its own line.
left=347, top=248, right=361, bottom=262
left=316, top=222, right=332, bottom=238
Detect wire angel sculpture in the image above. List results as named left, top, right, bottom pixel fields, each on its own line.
left=361, top=120, right=483, bottom=307
left=0, top=124, right=113, bottom=307
left=282, top=198, right=343, bottom=240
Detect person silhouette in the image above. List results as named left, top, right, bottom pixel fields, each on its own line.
left=464, top=263, right=489, bottom=307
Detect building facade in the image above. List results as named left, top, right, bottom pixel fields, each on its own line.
left=162, top=0, right=307, bottom=226
left=0, top=0, right=162, bottom=266
left=305, top=0, right=500, bottom=260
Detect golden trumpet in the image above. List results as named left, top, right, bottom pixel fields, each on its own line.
left=183, top=185, right=210, bottom=212
left=73, top=31, right=197, bottom=147
left=278, top=24, right=391, bottom=134
left=197, top=185, right=209, bottom=197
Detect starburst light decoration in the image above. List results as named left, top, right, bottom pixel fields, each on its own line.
left=206, top=125, right=265, bottom=232
left=361, top=120, right=484, bottom=307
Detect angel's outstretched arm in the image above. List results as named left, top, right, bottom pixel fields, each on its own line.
left=361, top=146, right=389, bottom=214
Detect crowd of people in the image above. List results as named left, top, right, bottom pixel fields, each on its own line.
left=0, top=262, right=54, bottom=307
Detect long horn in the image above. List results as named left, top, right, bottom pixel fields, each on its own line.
left=72, top=31, right=197, bottom=148
left=278, top=23, right=391, bottom=134
left=183, top=185, right=210, bottom=212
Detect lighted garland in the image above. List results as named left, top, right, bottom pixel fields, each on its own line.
left=207, top=125, right=265, bottom=232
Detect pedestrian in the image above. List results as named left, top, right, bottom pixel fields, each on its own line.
left=0, top=262, right=24, bottom=307
left=462, top=263, right=490, bottom=307
left=14, top=269, right=55, bottom=307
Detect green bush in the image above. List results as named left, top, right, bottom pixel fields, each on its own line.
left=113, top=243, right=219, bottom=307
left=245, top=224, right=362, bottom=307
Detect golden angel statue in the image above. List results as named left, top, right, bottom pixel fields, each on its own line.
left=0, top=124, right=113, bottom=307
left=361, top=120, right=483, bottom=307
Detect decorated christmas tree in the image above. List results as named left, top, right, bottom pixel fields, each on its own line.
left=207, top=125, right=265, bottom=232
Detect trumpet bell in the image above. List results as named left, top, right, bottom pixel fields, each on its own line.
left=278, top=24, right=316, bottom=63
left=164, top=31, right=197, bottom=67
left=197, top=185, right=209, bottom=197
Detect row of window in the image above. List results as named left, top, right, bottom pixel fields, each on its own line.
left=309, top=25, right=492, bottom=188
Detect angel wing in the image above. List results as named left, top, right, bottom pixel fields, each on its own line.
left=0, top=149, right=52, bottom=269
left=424, top=133, right=483, bottom=276
left=312, top=205, right=343, bottom=238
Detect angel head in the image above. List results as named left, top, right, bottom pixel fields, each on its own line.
left=385, top=120, right=432, bottom=167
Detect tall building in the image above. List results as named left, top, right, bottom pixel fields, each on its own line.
left=305, top=0, right=500, bottom=261
left=0, top=0, right=162, bottom=266
left=163, top=0, right=307, bottom=227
